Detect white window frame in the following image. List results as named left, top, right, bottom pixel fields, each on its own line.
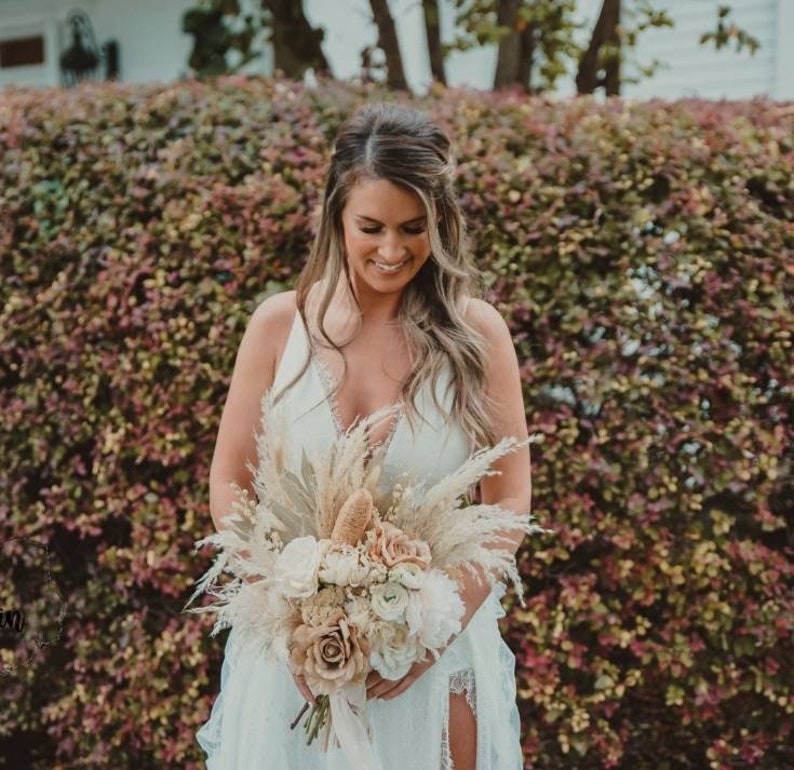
left=0, top=15, right=60, bottom=89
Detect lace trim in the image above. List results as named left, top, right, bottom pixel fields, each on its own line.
left=310, top=351, right=346, bottom=436
left=441, top=668, right=477, bottom=770
left=449, top=669, right=476, bottom=712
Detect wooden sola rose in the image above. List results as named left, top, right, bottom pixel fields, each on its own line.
left=186, top=391, right=544, bottom=770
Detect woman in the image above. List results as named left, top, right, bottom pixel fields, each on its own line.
left=198, top=103, right=532, bottom=770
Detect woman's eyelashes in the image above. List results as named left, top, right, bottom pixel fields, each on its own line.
left=359, top=224, right=427, bottom=235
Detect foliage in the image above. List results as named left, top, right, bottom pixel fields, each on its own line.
left=183, top=0, right=265, bottom=78
left=179, top=1, right=762, bottom=96
left=700, top=5, right=760, bottom=55
left=451, top=0, right=756, bottom=93
left=450, top=0, right=580, bottom=90
left=0, top=77, right=792, bottom=769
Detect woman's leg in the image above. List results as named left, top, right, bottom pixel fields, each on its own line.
left=448, top=691, right=476, bottom=770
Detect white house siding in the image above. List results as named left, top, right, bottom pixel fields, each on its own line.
left=621, top=0, right=789, bottom=99
left=773, top=0, right=794, bottom=98
left=90, top=0, right=196, bottom=86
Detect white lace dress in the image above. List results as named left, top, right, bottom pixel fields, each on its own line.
left=197, top=308, right=524, bottom=770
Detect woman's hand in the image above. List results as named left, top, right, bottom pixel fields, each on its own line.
left=287, top=659, right=316, bottom=705
left=291, top=671, right=316, bottom=705
left=364, top=656, right=435, bottom=701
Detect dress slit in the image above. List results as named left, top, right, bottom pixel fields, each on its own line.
left=441, top=669, right=477, bottom=770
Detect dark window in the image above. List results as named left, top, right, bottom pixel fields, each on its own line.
left=0, top=36, right=45, bottom=68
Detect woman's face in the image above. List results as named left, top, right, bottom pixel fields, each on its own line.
left=340, top=177, right=432, bottom=301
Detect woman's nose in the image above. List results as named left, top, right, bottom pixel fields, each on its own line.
left=377, top=232, right=406, bottom=262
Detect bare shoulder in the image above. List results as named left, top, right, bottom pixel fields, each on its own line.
left=238, top=290, right=298, bottom=383
left=248, top=289, right=298, bottom=346
left=463, top=297, right=513, bottom=348
left=249, top=289, right=297, bottom=330
left=463, top=296, right=522, bottom=401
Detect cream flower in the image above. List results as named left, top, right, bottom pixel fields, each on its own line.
left=369, top=622, right=420, bottom=681
left=274, top=536, right=321, bottom=599
left=405, top=570, right=463, bottom=651
left=361, top=550, right=389, bottom=585
left=388, top=562, right=424, bottom=590
left=344, top=593, right=376, bottom=635
left=289, top=611, right=368, bottom=695
left=370, top=581, right=410, bottom=622
left=369, top=521, right=431, bottom=569
left=319, top=544, right=371, bottom=587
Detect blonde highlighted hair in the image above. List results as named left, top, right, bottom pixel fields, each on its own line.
left=277, top=102, right=497, bottom=449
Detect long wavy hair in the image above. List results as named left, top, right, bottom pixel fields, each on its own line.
left=278, top=102, right=497, bottom=449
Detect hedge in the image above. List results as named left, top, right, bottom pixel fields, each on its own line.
left=0, top=77, right=791, bottom=769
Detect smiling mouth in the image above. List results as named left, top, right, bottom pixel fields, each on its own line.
left=372, top=259, right=410, bottom=273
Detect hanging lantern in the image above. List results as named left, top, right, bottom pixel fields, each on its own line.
left=59, top=9, right=101, bottom=87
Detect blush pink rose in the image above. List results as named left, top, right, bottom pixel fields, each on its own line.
left=289, top=611, right=368, bottom=695
left=369, top=521, right=431, bottom=569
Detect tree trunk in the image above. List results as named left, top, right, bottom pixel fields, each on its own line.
left=369, top=0, right=409, bottom=91
left=494, top=0, right=522, bottom=89
left=576, top=0, right=621, bottom=95
left=261, top=0, right=330, bottom=79
left=422, top=0, right=446, bottom=85
left=517, top=21, right=535, bottom=91
left=494, top=0, right=535, bottom=91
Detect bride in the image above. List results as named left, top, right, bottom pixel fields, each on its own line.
left=198, top=102, right=532, bottom=770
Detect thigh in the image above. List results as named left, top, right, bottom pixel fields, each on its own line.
left=448, top=690, right=476, bottom=770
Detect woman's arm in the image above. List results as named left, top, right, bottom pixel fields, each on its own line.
left=452, top=297, right=533, bottom=626
left=368, top=298, right=532, bottom=700
left=208, top=291, right=296, bottom=533
left=207, top=290, right=317, bottom=704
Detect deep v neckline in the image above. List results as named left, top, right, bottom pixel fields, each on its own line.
left=298, top=311, right=406, bottom=457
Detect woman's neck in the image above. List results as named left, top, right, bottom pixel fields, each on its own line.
left=306, top=279, right=404, bottom=349
left=333, top=276, right=403, bottom=327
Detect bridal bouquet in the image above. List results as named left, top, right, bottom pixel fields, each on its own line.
left=186, top=390, right=541, bottom=770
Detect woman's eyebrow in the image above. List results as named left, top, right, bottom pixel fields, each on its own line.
left=354, top=214, right=427, bottom=226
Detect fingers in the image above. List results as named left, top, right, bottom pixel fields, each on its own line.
left=377, top=676, right=413, bottom=701
left=365, top=673, right=388, bottom=700
left=365, top=671, right=416, bottom=701
left=293, top=674, right=316, bottom=705
left=367, top=674, right=405, bottom=701
left=368, top=657, right=434, bottom=700
left=289, top=654, right=317, bottom=705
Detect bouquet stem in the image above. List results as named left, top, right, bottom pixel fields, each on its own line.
left=289, top=702, right=310, bottom=730
left=291, top=695, right=330, bottom=746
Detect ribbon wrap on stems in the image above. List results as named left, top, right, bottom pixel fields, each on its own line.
left=329, top=683, right=384, bottom=770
